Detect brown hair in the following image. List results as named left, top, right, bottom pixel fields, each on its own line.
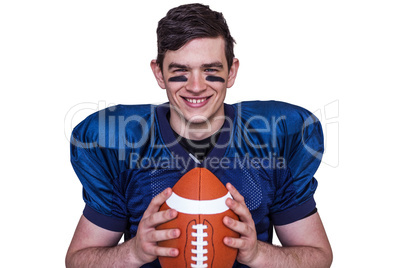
left=156, top=3, right=236, bottom=70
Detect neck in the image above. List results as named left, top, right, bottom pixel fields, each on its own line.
left=169, top=107, right=225, bottom=140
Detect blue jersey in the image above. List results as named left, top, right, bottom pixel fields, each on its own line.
left=70, top=100, right=324, bottom=268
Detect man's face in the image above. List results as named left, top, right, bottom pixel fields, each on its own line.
left=151, top=37, right=239, bottom=135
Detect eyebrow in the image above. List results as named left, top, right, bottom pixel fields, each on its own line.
left=201, top=62, right=224, bottom=69
left=168, top=63, right=189, bottom=70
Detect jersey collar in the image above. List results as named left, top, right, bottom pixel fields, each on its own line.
left=155, top=103, right=235, bottom=170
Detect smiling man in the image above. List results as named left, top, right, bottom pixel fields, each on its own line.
left=66, top=3, right=332, bottom=268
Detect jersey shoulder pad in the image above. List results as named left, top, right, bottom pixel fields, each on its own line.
left=71, top=104, right=155, bottom=150
left=234, top=100, right=320, bottom=136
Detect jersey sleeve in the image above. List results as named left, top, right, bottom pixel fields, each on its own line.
left=270, top=107, right=324, bottom=225
left=70, top=114, right=128, bottom=232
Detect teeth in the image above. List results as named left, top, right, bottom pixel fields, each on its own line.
left=186, top=98, right=206, bottom=104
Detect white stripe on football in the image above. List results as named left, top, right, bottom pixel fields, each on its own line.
left=166, top=191, right=233, bottom=215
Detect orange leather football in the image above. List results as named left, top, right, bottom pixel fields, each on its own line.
left=157, top=167, right=239, bottom=268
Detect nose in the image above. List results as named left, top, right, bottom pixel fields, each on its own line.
left=185, top=71, right=206, bottom=93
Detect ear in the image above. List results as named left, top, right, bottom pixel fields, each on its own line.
left=226, top=58, right=240, bottom=88
left=150, top=60, right=166, bottom=89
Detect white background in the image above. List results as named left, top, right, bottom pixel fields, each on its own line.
left=1, top=0, right=401, bottom=267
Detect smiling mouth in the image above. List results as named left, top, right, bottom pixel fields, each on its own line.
left=183, top=97, right=210, bottom=104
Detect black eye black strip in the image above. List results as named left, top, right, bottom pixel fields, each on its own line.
left=168, top=75, right=225, bottom=83
left=168, top=76, right=188, bottom=82
left=206, top=76, right=225, bottom=83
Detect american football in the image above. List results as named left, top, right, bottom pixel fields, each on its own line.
left=157, top=167, right=239, bottom=268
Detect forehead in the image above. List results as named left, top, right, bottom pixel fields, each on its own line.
left=163, top=37, right=227, bottom=69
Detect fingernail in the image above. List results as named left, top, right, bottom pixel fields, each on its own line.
left=171, top=229, right=177, bottom=237
left=172, top=229, right=180, bottom=238
left=164, top=188, right=170, bottom=196
left=226, top=217, right=233, bottom=225
left=225, top=237, right=232, bottom=245
left=168, top=209, right=177, bottom=218
left=170, top=249, right=179, bottom=256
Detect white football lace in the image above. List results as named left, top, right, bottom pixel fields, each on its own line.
left=191, top=224, right=208, bottom=268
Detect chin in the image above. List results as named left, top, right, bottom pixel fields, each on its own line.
left=185, top=114, right=210, bottom=125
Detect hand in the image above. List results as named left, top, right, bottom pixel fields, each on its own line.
left=130, top=188, right=180, bottom=266
left=223, top=183, right=259, bottom=266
